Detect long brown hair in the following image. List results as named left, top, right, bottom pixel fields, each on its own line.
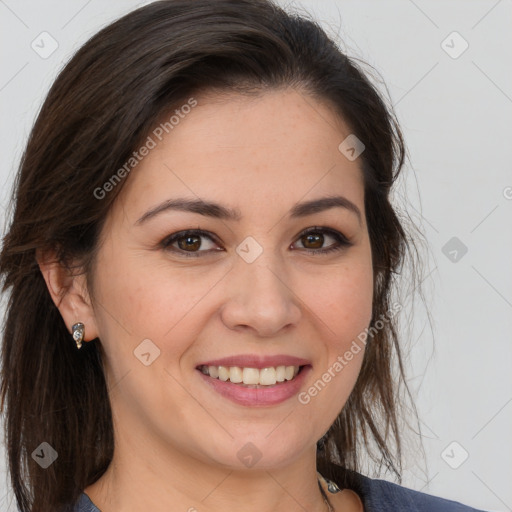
left=0, top=1, right=425, bottom=510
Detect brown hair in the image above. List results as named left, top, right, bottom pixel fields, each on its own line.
left=0, top=1, right=425, bottom=510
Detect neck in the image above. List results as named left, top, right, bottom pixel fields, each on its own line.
left=84, top=439, right=330, bottom=512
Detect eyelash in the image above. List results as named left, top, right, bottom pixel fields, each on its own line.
left=160, top=226, right=353, bottom=258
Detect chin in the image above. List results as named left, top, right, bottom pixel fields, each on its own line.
left=200, top=433, right=309, bottom=471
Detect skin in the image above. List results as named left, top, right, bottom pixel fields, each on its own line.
left=38, top=88, right=372, bottom=512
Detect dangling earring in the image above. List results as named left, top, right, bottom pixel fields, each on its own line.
left=72, top=322, right=85, bottom=349
left=317, top=472, right=342, bottom=494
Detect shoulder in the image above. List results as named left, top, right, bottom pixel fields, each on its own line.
left=70, top=493, right=100, bottom=512
left=351, top=472, right=487, bottom=512
left=70, top=478, right=488, bottom=512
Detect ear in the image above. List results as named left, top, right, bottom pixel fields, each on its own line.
left=36, top=248, right=99, bottom=343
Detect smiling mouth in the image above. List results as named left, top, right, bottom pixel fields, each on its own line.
left=196, top=364, right=308, bottom=387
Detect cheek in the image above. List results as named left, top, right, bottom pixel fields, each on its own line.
left=306, top=265, right=372, bottom=412
left=302, top=259, right=373, bottom=340
left=334, top=274, right=373, bottom=339
left=94, top=250, right=198, bottom=332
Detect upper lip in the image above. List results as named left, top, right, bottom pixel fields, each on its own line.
left=196, top=354, right=311, bottom=369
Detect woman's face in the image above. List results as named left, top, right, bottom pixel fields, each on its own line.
left=87, top=88, right=373, bottom=469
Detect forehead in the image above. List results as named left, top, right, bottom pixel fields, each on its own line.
left=114, top=88, right=365, bottom=223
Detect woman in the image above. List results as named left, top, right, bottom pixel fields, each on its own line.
left=0, top=1, right=487, bottom=511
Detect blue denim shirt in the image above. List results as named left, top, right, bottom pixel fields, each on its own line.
left=71, top=472, right=487, bottom=511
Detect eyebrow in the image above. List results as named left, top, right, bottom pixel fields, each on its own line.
left=135, top=195, right=362, bottom=226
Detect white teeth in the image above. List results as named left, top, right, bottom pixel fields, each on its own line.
left=229, top=367, right=243, bottom=383
left=218, top=366, right=229, bottom=381
left=242, top=367, right=260, bottom=385
left=259, top=367, right=276, bottom=385
left=200, top=365, right=302, bottom=386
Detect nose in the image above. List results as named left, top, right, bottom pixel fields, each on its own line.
left=220, top=252, right=302, bottom=337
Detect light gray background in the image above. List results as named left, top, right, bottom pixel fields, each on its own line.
left=0, top=1, right=511, bottom=511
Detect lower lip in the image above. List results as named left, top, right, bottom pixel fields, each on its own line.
left=197, top=366, right=312, bottom=406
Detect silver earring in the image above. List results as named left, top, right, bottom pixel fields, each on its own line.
left=72, top=322, right=85, bottom=349
left=317, top=472, right=341, bottom=494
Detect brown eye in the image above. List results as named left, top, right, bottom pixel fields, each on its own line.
left=301, top=232, right=325, bottom=250
left=161, top=229, right=220, bottom=257
left=161, top=226, right=352, bottom=259
left=293, top=227, right=352, bottom=255
left=177, top=234, right=202, bottom=251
